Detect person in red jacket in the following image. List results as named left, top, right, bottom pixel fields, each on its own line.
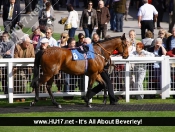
left=166, top=48, right=175, bottom=57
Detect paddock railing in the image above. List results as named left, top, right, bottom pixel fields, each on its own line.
left=0, top=56, right=174, bottom=103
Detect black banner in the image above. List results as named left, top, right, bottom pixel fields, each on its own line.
left=0, top=117, right=175, bottom=126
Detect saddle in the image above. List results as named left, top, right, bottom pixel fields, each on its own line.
left=70, top=44, right=94, bottom=61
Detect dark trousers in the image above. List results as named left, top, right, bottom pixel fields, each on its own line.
left=96, top=24, right=107, bottom=39
left=141, top=20, right=154, bottom=39
left=109, top=8, right=116, bottom=31
left=68, top=28, right=77, bottom=38
left=51, top=0, right=59, bottom=10
left=31, top=0, right=38, bottom=11
left=83, top=25, right=93, bottom=38
left=59, top=0, right=66, bottom=7
left=169, top=14, right=175, bottom=32
left=0, top=0, right=3, bottom=10
left=87, top=71, right=117, bottom=104
left=25, top=0, right=32, bottom=12
left=3, top=21, right=12, bottom=33
left=115, top=13, right=124, bottom=32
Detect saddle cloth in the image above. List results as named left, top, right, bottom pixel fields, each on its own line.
left=71, top=44, right=95, bottom=60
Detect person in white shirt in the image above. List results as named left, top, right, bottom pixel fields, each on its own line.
left=65, top=4, right=79, bottom=38
left=137, top=0, right=158, bottom=39
left=36, top=27, right=57, bottom=51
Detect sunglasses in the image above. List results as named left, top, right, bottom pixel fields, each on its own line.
left=79, top=37, right=84, bottom=39
left=46, top=32, right=51, bottom=34
left=61, top=36, right=66, bottom=39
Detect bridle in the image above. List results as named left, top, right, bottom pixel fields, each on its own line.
left=96, top=43, right=111, bottom=56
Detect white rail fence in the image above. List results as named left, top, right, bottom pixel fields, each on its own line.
left=0, top=56, right=174, bottom=103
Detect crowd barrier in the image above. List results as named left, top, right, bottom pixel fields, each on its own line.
left=0, top=56, right=174, bottom=103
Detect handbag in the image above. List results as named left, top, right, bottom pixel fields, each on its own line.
left=58, top=17, right=68, bottom=24
left=64, top=23, right=72, bottom=30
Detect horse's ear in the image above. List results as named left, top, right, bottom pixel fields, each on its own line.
left=121, top=33, right=126, bottom=40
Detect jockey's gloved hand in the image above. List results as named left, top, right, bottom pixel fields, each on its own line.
left=82, top=45, right=89, bottom=52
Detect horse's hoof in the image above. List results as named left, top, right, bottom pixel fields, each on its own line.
left=30, top=101, right=35, bottom=106
left=57, top=105, right=62, bottom=109
left=86, top=104, right=92, bottom=108
left=88, top=104, right=92, bottom=108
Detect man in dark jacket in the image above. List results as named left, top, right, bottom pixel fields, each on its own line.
left=113, top=0, right=126, bottom=32
left=2, top=0, right=20, bottom=33
left=96, top=0, right=110, bottom=39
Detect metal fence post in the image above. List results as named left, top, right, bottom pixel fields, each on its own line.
left=8, top=61, right=14, bottom=103
left=125, top=61, right=130, bottom=102
left=161, top=56, right=170, bottom=99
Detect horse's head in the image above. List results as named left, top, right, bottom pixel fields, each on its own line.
left=117, top=33, right=129, bottom=59
left=94, top=34, right=129, bottom=60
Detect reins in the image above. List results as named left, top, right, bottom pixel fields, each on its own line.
left=96, top=43, right=111, bottom=56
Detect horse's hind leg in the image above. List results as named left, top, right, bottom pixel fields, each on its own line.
left=96, top=73, right=107, bottom=105
left=46, top=76, right=62, bottom=108
left=30, top=79, right=40, bottom=106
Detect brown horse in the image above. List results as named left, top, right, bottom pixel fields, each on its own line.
left=30, top=33, right=129, bottom=108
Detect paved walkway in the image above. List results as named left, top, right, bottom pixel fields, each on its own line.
left=0, top=103, right=175, bottom=113
left=0, top=2, right=170, bottom=39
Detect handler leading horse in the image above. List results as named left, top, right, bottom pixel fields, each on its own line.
left=30, top=33, right=129, bottom=108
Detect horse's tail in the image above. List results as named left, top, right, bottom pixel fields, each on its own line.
left=30, top=50, right=43, bottom=88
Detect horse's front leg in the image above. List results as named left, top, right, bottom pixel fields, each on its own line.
left=47, top=76, right=62, bottom=108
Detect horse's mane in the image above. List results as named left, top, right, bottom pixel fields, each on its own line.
left=93, top=36, right=121, bottom=45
